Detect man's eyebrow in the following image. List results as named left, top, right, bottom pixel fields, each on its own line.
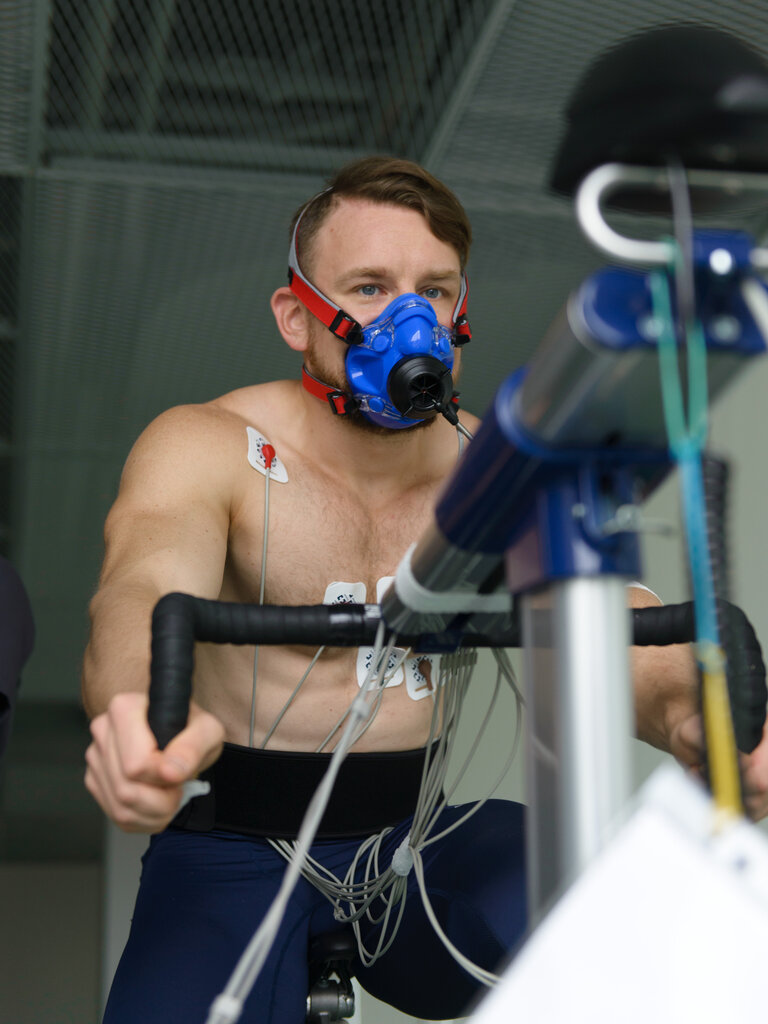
left=336, top=267, right=388, bottom=283
left=420, top=270, right=462, bottom=282
left=336, top=267, right=461, bottom=284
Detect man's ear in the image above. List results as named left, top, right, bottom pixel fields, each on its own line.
left=270, top=286, right=311, bottom=352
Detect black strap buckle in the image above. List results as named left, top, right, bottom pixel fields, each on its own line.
left=328, top=310, right=363, bottom=345
left=452, top=316, right=471, bottom=346
left=326, top=390, right=356, bottom=416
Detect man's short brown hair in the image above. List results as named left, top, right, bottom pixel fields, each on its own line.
left=290, top=156, right=472, bottom=276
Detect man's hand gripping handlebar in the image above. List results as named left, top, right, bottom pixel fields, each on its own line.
left=84, top=690, right=224, bottom=834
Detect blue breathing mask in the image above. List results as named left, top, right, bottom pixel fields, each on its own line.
left=345, top=293, right=455, bottom=429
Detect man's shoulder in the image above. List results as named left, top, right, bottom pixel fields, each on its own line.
left=212, top=379, right=300, bottom=427
left=458, top=408, right=482, bottom=435
left=138, top=381, right=299, bottom=446
left=116, top=385, right=300, bottom=510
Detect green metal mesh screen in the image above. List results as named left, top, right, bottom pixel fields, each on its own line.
left=45, top=0, right=493, bottom=167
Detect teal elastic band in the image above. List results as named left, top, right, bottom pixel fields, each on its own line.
left=650, top=265, right=719, bottom=647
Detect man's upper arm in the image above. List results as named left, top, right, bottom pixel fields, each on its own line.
left=98, top=404, right=236, bottom=601
left=627, top=582, right=662, bottom=610
left=83, top=403, right=244, bottom=716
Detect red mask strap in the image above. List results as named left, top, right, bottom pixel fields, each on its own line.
left=301, top=365, right=358, bottom=416
left=288, top=203, right=362, bottom=343
left=452, top=273, right=472, bottom=344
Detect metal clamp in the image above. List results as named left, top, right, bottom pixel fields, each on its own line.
left=575, top=162, right=768, bottom=267
left=306, top=931, right=356, bottom=1023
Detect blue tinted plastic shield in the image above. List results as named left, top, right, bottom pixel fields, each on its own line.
left=346, top=294, right=454, bottom=429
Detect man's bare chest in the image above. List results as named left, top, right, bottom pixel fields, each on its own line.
left=225, top=445, right=440, bottom=609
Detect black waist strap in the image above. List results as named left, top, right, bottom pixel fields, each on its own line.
left=169, top=741, right=435, bottom=840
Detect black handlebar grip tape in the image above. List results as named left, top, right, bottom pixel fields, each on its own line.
left=146, top=595, right=380, bottom=749
left=720, top=601, right=768, bottom=754
left=632, top=601, right=767, bottom=753
left=146, top=594, right=767, bottom=754
left=148, top=593, right=195, bottom=749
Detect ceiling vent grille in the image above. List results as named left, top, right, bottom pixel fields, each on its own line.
left=45, top=0, right=493, bottom=170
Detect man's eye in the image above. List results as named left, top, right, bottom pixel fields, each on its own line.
left=359, top=284, right=378, bottom=296
left=423, top=287, right=441, bottom=300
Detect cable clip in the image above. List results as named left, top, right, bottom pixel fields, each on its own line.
left=391, top=833, right=414, bottom=877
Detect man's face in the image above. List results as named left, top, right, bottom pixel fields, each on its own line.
left=302, top=198, right=464, bottom=433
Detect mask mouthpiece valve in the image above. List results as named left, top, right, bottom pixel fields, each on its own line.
left=388, top=355, right=453, bottom=419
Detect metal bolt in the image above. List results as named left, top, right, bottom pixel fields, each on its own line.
left=709, top=248, right=734, bottom=275
left=709, top=315, right=741, bottom=343
left=638, top=314, right=664, bottom=341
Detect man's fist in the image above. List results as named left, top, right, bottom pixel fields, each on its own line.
left=85, top=691, right=225, bottom=832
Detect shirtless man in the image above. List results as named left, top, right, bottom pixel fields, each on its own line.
left=83, top=157, right=768, bottom=1023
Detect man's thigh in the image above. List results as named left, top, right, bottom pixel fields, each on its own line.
left=103, top=830, right=332, bottom=1024
left=355, top=799, right=527, bottom=1020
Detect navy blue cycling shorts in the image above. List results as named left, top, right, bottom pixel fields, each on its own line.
left=103, top=800, right=527, bottom=1023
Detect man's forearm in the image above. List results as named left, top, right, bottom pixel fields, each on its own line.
left=631, top=641, right=698, bottom=753
left=82, top=580, right=161, bottom=718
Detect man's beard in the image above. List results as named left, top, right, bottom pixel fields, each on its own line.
left=305, top=337, right=437, bottom=437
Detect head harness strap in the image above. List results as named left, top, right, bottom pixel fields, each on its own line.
left=288, top=198, right=363, bottom=344
left=452, top=274, right=471, bottom=344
